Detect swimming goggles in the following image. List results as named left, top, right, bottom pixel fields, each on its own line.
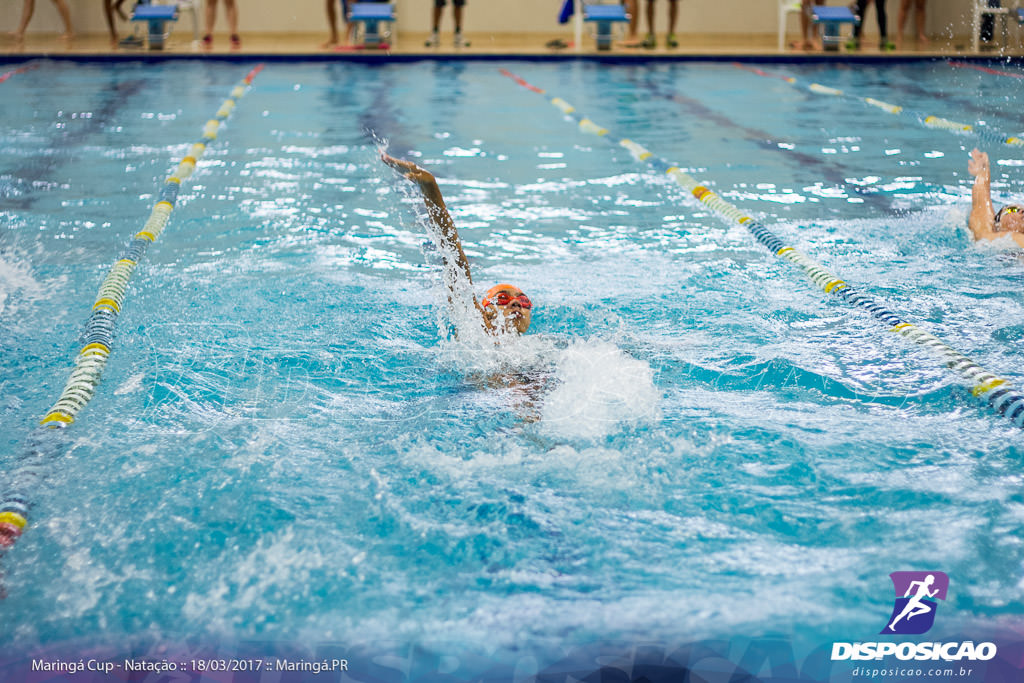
left=995, top=205, right=1023, bottom=224
left=482, top=291, right=532, bottom=309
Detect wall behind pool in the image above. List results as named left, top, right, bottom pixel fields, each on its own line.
left=0, top=0, right=990, bottom=42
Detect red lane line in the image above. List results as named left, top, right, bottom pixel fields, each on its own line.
left=0, top=63, right=39, bottom=85
left=948, top=60, right=1024, bottom=79
left=732, top=62, right=791, bottom=81
left=244, top=63, right=265, bottom=84
left=499, top=68, right=546, bottom=94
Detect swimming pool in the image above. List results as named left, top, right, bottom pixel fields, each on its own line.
left=1, top=58, right=1023, bottom=680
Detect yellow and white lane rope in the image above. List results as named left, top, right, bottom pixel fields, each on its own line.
left=500, top=68, right=1024, bottom=429
left=735, top=63, right=1024, bottom=148
left=0, top=64, right=265, bottom=553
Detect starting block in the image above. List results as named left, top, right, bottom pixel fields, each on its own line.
left=348, top=2, right=396, bottom=48
left=812, top=5, right=858, bottom=51
left=584, top=4, right=630, bottom=50
left=131, top=4, right=179, bottom=50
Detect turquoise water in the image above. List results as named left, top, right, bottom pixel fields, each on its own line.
left=1, top=59, right=1023, bottom=667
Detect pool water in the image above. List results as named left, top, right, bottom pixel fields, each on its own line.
left=1, top=59, right=1023, bottom=671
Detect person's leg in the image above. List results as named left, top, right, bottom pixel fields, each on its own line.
left=876, top=0, right=891, bottom=48
left=14, top=0, right=35, bottom=45
left=426, top=0, right=443, bottom=45
left=453, top=0, right=469, bottom=46
left=665, top=0, right=678, bottom=47
left=914, top=0, right=927, bottom=43
left=895, top=0, right=910, bottom=48
left=203, top=0, right=218, bottom=46
left=50, top=0, right=73, bottom=40
left=981, top=0, right=998, bottom=43
left=224, top=0, right=239, bottom=47
left=853, top=0, right=867, bottom=40
left=798, top=0, right=818, bottom=50
left=104, top=0, right=116, bottom=45
left=623, top=0, right=638, bottom=43
left=323, top=0, right=338, bottom=47
left=643, top=0, right=656, bottom=47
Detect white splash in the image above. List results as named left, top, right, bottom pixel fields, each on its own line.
left=541, top=340, right=661, bottom=440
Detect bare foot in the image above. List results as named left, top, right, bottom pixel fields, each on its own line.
left=321, top=37, right=339, bottom=49
left=917, top=34, right=929, bottom=45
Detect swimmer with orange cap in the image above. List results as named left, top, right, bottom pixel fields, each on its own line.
left=382, top=153, right=532, bottom=335
left=968, top=148, right=1024, bottom=248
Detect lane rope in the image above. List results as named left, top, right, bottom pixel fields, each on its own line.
left=499, top=68, right=1024, bottom=429
left=734, top=63, right=1024, bottom=148
left=0, top=64, right=265, bottom=555
left=635, top=77, right=895, bottom=212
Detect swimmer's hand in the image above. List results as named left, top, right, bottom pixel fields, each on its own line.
left=381, top=152, right=435, bottom=186
left=968, top=148, right=990, bottom=180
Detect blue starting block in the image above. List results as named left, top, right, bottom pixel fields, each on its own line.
left=131, top=4, right=178, bottom=50
left=812, top=5, right=858, bottom=51
left=584, top=4, right=630, bottom=50
left=348, top=2, right=396, bottom=48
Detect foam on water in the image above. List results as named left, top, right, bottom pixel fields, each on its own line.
left=540, top=340, right=661, bottom=440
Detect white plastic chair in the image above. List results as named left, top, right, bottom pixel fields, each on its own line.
left=175, top=0, right=201, bottom=46
left=972, top=0, right=1011, bottom=52
left=778, top=0, right=804, bottom=52
left=149, top=0, right=201, bottom=48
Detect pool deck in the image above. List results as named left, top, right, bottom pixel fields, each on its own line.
left=2, top=30, right=1023, bottom=60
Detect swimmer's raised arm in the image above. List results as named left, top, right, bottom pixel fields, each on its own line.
left=968, top=148, right=1024, bottom=248
left=968, top=148, right=997, bottom=241
left=381, top=153, right=474, bottom=286
left=381, top=153, right=533, bottom=336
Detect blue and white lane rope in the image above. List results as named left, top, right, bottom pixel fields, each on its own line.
left=0, top=64, right=265, bottom=554
left=735, top=63, right=1024, bottom=148
left=500, top=68, right=1024, bottom=429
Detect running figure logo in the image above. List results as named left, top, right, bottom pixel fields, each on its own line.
left=882, top=571, right=949, bottom=635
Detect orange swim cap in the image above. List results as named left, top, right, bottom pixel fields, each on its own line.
left=485, top=283, right=520, bottom=299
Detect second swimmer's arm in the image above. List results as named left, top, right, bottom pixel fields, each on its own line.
left=967, top=149, right=1024, bottom=248
left=968, top=148, right=997, bottom=241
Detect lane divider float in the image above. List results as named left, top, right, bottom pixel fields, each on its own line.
left=734, top=63, right=1024, bottom=148
left=637, top=77, right=897, bottom=212
left=499, top=68, right=1024, bottom=429
left=0, top=64, right=265, bottom=555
